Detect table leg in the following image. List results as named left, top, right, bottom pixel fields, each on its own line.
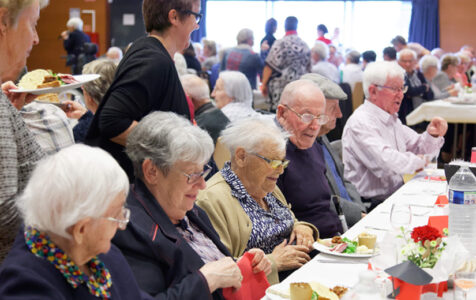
left=462, top=123, right=467, bottom=159
left=452, top=124, right=458, bottom=159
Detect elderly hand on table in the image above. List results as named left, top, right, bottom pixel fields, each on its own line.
left=426, top=117, right=448, bottom=137
left=1, top=81, right=37, bottom=110
left=271, top=239, right=311, bottom=271
left=289, top=224, right=315, bottom=249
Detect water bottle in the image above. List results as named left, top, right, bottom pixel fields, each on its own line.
left=448, top=165, right=476, bottom=257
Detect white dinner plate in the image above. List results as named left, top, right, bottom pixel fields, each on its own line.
left=313, top=241, right=377, bottom=258
left=265, top=281, right=339, bottom=300
left=10, top=74, right=100, bottom=95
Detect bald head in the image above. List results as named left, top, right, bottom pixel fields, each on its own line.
left=277, top=80, right=326, bottom=149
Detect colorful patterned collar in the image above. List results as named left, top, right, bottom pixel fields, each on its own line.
left=24, top=227, right=112, bottom=299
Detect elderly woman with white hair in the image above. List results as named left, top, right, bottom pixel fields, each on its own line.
left=211, top=71, right=261, bottom=123
left=0, top=0, right=49, bottom=264
left=0, top=144, right=153, bottom=299
left=197, top=118, right=318, bottom=283
left=61, top=17, right=91, bottom=74
left=311, top=41, right=339, bottom=83
left=112, top=111, right=271, bottom=299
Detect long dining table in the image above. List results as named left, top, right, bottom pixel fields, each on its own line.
left=262, top=169, right=470, bottom=299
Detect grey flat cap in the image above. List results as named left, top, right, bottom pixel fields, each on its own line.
left=300, top=73, right=347, bottom=100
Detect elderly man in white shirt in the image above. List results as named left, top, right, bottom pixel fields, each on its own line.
left=342, top=61, right=447, bottom=208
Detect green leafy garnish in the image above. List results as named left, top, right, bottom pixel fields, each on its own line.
left=311, top=291, right=319, bottom=300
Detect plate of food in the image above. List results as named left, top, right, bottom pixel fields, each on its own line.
left=266, top=281, right=347, bottom=300
left=445, top=96, right=476, bottom=105
left=313, top=233, right=378, bottom=258
left=11, top=69, right=100, bottom=95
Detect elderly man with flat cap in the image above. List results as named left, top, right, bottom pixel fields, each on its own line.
left=276, top=79, right=343, bottom=238
left=301, top=73, right=366, bottom=227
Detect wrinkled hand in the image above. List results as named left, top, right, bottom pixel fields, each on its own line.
left=289, top=224, right=314, bottom=249
left=271, top=239, right=311, bottom=272
left=199, top=257, right=242, bottom=293
left=426, top=116, right=448, bottom=137
left=245, top=248, right=272, bottom=275
left=1, top=81, right=37, bottom=110
left=62, top=100, right=87, bottom=119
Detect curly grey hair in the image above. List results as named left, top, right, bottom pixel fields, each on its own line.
left=126, top=111, right=214, bottom=179
left=82, top=59, right=117, bottom=105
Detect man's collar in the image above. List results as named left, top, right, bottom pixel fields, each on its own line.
left=364, top=100, right=398, bottom=124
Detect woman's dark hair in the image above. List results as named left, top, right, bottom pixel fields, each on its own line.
left=183, top=43, right=196, bottom=57
left=284, top=16, right=298, bottom=31
left=317, top=24, right=328, bottom=34
left=142, top=0, right=196, bottom=33
left=265, top=18, right=277, bottom=35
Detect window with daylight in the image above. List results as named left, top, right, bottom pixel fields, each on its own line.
left=206, top=1, right=412, bottom=59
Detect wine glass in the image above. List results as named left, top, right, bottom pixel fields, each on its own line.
left=454, top=272, right=476, bottom=300
left=423, top=154, right=438, bottom=194
left=390, top=203, right=412, bottom=230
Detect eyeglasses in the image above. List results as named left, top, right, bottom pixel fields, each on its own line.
left=284, top=104, right=329, bottom=125
left=103, top=207, right=130, bottom=230
left=375, top=84, right=408, bottom=93
left=251, top=153, right=290, bottom=169
left=182, top=9, right=202, bottom=24
left=182, top=164, right=211, bottom=184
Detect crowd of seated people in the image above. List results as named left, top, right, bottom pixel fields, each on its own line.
left=0, top=0, right=474, bottom=297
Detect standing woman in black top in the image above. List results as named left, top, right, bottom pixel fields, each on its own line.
left=61, top=18, right=91, bottom=74
left=85, top=0, right=201, bottom=181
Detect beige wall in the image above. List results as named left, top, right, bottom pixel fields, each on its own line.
left=440, top=0, right=476, bottom=52
left=28, top=0, right=109, bottom=74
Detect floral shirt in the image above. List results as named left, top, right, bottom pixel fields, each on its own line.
left=221, top=162, right=294, bottom=254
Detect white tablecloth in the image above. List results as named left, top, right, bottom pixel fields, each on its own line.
left=262, top=169, right=471, bottom=299
left=406, top=100, right=476, bottom=126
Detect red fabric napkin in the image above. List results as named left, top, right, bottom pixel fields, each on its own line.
left=427, top=215, right=448, bottom=235
left=435, top=195, right=449, bottom=206
left=222, top=252, right=270, bottom=300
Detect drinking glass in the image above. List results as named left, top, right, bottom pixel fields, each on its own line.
left=454, top=272, right=476, bottom=300
left=423, top=154, right=438, bottom=194
left=390, top=204, right=412, bottom=230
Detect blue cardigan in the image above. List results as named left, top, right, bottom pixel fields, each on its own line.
left=113, top=179, right=230, bottom=300
left=0, top=230, right=152, bottom=299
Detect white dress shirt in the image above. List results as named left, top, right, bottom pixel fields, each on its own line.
left=342, top=100, right=444, bottom=200
left=341, top=63, right=363, bottom=91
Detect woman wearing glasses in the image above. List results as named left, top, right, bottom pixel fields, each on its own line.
left=113, top=112, right=271, bottom=299
left=197, top=118, right=318, bottom=283
left=0, top=144, right=150, bottom=299
left=85, top=0, right=203, bottom=181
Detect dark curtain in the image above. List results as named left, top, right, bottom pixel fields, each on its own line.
left=191, top=0, right=207, bottom=42
left=408, top=0, right=439, bottom=50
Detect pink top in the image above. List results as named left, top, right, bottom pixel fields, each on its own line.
left=342, top=100, right=444, bottom=200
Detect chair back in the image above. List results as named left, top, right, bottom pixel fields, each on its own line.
left=352, top=81, right=365, bottom=111
left=213, top=137, right=231, bottom=170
